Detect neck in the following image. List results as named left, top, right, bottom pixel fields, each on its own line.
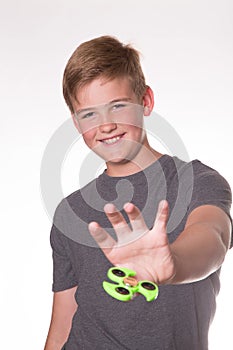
left=105, top=145, right=163, bottom=177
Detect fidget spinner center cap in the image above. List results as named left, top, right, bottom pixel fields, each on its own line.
left=123, top=276, right=138, bottom=287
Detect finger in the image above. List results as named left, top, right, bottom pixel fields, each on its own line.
left=123, top=202, right=148, bottom=234
left=88, top=221, right=116, bottom=251
left=104, top=203, right=131, bottom=239
left=154, top=200, right=169, bottom=229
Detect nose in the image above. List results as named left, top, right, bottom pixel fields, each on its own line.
left=98, top=111, right=117, bottom=133
left=99, top=121, right=117, bottom=133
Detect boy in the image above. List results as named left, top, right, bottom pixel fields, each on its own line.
left=44, top=36, right=232, bottom=350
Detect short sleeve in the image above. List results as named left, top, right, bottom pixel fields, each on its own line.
left=187, top=161, right=232, bottom=247
left=50, top=210, right=78, bottom=292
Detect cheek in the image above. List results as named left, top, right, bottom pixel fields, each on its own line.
left=126, top=122, right=145, bottom=138
left=82, top=129, right=96, bottom=147
left=123, top=114, right=144, bottom=129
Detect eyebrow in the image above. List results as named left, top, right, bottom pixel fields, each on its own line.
left=75, top=97, right=133, bottom=114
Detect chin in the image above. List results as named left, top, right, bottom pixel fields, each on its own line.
left=106, top=157, right=127, bottom=164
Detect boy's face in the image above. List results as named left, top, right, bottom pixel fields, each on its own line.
left=72, top=77, right=154, bottom=175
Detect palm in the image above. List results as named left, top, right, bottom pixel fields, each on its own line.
left=88, top=200, right=176, bottom=284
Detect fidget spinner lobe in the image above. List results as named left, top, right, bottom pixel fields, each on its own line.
left=103, top=267, right=159, bottom=302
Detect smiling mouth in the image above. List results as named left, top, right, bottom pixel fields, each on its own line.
left=101, top=134, right=125, bottom=145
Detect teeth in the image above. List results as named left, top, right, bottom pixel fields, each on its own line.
left=102, top=136, right=121, bottom=144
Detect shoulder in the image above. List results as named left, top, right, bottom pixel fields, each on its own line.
left=165, top=156, right=231, bottom=189
left=54, top=177, right=99, bottom=214
left=190, top=159, right=232, bottom=197
left=52, top=177, right=98, bottom=233
left=164, top=155, right=232, bottom=213
left=183, top=159, right=232, bottom=231
left=66, top=177, right=98, bottom=204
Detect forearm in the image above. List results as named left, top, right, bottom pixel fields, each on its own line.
left=44, top=324, right=68, bottom=350
left=170, top=222, right=228, bottom=284
left=44, top=288, right=78, bottom=350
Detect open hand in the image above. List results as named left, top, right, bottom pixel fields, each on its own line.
left=88, top=200, right=176, bottom=284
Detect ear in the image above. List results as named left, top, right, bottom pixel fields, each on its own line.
left=71, top=113, right=81, bottom=134
left=142, top=86, right=154, bottom=116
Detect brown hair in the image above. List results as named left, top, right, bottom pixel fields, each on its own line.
left=63, top=35, right=147, bottom=113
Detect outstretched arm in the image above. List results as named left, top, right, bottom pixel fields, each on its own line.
left=88, top=200, right=231, bottom=284
left=170, top=204, right=231, bottom=283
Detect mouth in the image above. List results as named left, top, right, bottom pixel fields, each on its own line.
left=100, top=133, right=125, bottom=145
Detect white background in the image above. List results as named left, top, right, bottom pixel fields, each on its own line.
left=1, top=0, right=232, bottom=349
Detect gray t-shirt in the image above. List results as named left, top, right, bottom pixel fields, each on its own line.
left=50, top=155, right=232, bottom=350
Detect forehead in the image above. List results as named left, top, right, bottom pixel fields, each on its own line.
left=73, top=77, right=137, bottom=110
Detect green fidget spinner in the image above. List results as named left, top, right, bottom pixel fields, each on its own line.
left=103, top=267, right=159, bottom=302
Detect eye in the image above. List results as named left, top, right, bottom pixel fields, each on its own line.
left=112, top=103, right=127, bottom=111
left=80, top=111, right=96, bottom=120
